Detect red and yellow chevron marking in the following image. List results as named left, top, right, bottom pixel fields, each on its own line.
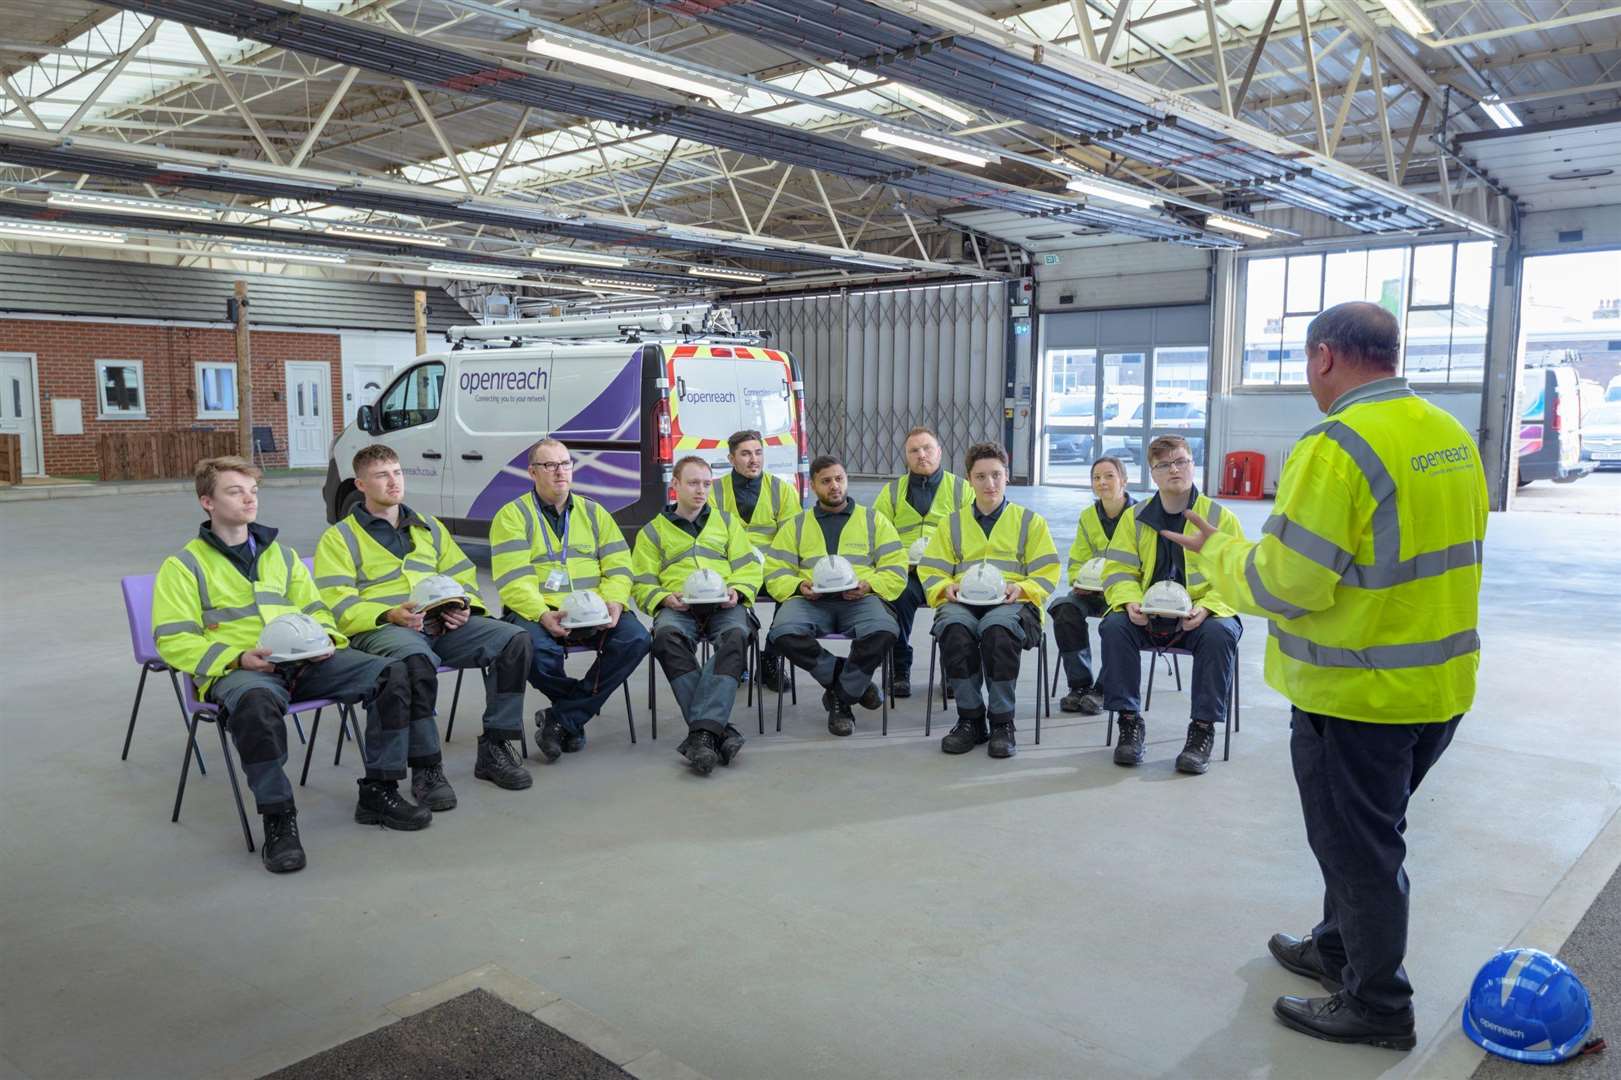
left=668, top=344, right=786, bottom=364
left=675, top=434, right=795, bottom=451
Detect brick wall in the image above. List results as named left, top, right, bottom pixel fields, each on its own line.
left=0, top=318, right=342, bottom=476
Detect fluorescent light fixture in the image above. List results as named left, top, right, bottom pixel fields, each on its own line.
left=427, top=261, right=526, bottom=280
left=688, top=266, right=766, bottom=283
left=1378, top=0, right=1434, bottom=37
left=324, top=222, right=449, bottom=247
left=530, top=246, right=628, bottom=268
left=1480, top=95, right=1523, bottom=130
left=231, top=244, right=347, bottom=264
left=859, top=126, right=998, bottom=168
left=1065, top=176, right=1159, bottom=210
left=1204, top=215, right=1272, bottom=240
left=887, top=81, right=975, bottom=126
left=0, top=221, right=127, bottom=245
left=46, top=191, right=215, bottom=221
left=579, top=277, right=659, bottom=293
left=527, top=34, right=738, bottom=105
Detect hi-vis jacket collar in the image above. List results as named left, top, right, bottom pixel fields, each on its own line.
left=198, top=520, right=279, bottom=579
left=1133, top=486, right=1202, bottom=533
left=813, top=497, right=854, bottom=519
left=350, top=501, right=433, bottom=533
left=1328, top=376, right=1415, bottom=416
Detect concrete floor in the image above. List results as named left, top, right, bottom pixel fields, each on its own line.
left=1510, top=470, right=1621, bottom=515
left=2, top=478, right=1618, bottom=1080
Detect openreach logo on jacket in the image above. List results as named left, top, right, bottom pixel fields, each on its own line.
left=1411, top=440, right=1475, bottom=476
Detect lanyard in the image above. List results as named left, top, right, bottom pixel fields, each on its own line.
left=535, top=494, right=572, bottom=590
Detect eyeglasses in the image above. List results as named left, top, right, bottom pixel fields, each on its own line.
left=1150, top=457, right=1195, bottom=474
left=530, top=459, right=574, bottom=473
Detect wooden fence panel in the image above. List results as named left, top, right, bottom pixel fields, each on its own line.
left=0, top=434, right=20, bottom=483
left=97, top=431, right=239, bottom=481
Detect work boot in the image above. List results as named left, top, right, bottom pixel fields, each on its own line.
left=1060, top=688, right=1104, bottom=715
left=1269, top=933, right=1344, bottom=993
left=759, top=652, right=785, bottom=693
left=859, top=679, right=884, bottom=711
left=354, top=779, right=432, bottom=831
left=561, top=730, right=586, bottom=754
left=682, top=730, right=720, bottom=776
left=474, top=734, right=533, bottom=790
left=536, top=709, right=564, bottom=762
left=988, top=718, right=1017, bottom=759
left=410, top=763, right=457, bottom=811
left=1175, top=720, right=1216, bottom=774
left=827, top=699, right=856, bottom=737
left=718, top=725, right=746, bottom=766
left=1113, top=712, right=1146, bottom=766
left=891, top=672, right=912, bottom=699
left=1272, top=992, right=1416, bottom=1050
left=261, top=811, right=306, bottom=874
left=940, top=714, right=988, bottom=754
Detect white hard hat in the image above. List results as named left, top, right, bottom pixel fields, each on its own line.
left=907, top=536, right=929, bottom=566
left=681, top=567, right=729, bottom=605
left=559, top=589, right=613, bottom=630
left=1073, top=557, right=1107, bottom=593
left=410, top=574, right=468, bottom=614
left=1141, top=580, right=1194, bottom=618
left=258, top=612, right=334, bottom=662
left=811, top=554, right=859, bottom=594
left=958, top=561, right=1006, bottom=606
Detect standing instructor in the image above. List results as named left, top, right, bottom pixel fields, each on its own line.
left=1165, top=302, right=1487, bottom=1051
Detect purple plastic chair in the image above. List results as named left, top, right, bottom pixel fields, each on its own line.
left=120, top=573, right=206, bottom=774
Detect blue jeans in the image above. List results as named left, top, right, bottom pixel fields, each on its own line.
left=1097, top=611, right=1241, bottom=724
left=505, top=612, right=651, bottom=735
left=651, top=605, right=754, bottom=736
left=1292, top=708, right=1460, bottom=1018
left=208, top=648, right=409, bottom=814
left=350, top=616, right=531, bottom=739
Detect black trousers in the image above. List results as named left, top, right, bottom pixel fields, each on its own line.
left=889, top=570, right=927, bottom=676
left=1291, top=707, right=1461, bottom=1019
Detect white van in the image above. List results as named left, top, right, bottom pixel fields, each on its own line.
left=323, top=308, right=809, bottom=537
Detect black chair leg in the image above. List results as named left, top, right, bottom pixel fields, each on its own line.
left=1034, top=638, right=1045, bottom=745
left=165, top=669, right=206, bottom=775
left=775, top=658, right=787, bottom=734
left=1145, top=652, right=1157, bottom=711
left=444, top=669, right=465, bottom=742
left=121, top=664, right=149, bottom=761
left=925, top=637, right=936, bottom=737
left=291, top=713, right=306, bottom=746
left=648, top=658, right=658, bottom=741
left=881, top=655, right=890, bottom=737
left=1173, top=654, right=1183, bottom=692
left=299, top=708, right=323, bottom=786
left=1105, top=710, right=1115, bottom=746
left=171, top=710, right=202, bottom=823
left=624, top=682, right=637, bottom=745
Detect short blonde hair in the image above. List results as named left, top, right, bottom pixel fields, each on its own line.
left=672, top=455, right=711, bottom=481
left=527, top=437, right=568, bottom=466
left=195, top=455, right=261, bottom=499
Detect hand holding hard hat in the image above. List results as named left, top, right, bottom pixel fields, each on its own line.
left=809, top=555, right=859, bottom=599
left=258, top=613, right=336, bottom=663
left=409, top=574, right=469, bottom=614
left=680, top=568, right=729, bottom=606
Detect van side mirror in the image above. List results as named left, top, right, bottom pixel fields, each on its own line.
left=357, top=404, right=378, bottom=434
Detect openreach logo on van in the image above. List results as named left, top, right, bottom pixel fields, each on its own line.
left=459, top=366, right=549, bottom=405
left=1411, top=440, right=1475, bottom=476
left=676, top=377, right=735, bottom=405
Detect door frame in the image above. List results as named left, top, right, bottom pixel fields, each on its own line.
left=284, top=360, right=332, bottom=468
left=0, top=352, right=45, bottom=477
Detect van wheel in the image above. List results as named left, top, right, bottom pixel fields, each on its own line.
left=339, top=488, right=365, bottom=520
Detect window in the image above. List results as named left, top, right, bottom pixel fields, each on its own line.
left=1240, top=240, right=1494, bottom=386
left=377, top=362, right=444, bottom=432
left=195, top=362, right=238, bottom=419
left=96, top=360, right=146, bottom=419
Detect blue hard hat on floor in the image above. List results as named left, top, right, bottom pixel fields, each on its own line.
left=1462, top=947, right=1594, bottom=1064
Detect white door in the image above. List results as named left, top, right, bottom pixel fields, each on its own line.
left=285, top=361, right=331, bottom=468
left=0, top=355, right=41, bottom=476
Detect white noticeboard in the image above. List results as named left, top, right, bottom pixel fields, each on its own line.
left=52, top=398, right=83, bottom=436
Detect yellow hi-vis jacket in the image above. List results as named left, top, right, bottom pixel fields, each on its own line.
left=489, top=492, right=633, bottom=620
left=630, top=507, right=763, bottom=615
left=1064, top=496, right=1135, bottom=585
left=871, top=469, right=973, bottom=546
left=712, top=470, right=801, bottom=549
left=1197, top=377, right=1487, bottom=724
left=314, top=506, right=486, bottom=636
left=762, top=502, right=907, bottom=603
left=1102, top=491, right=1246, bottom=617
left=152, top=527, right=344, bottom=695
left=917, top=501, right=1061, bottom=618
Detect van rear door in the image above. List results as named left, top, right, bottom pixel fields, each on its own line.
left=668, top=344, right=798, bottom=486
left=448, top=350, right=552, bottom=520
